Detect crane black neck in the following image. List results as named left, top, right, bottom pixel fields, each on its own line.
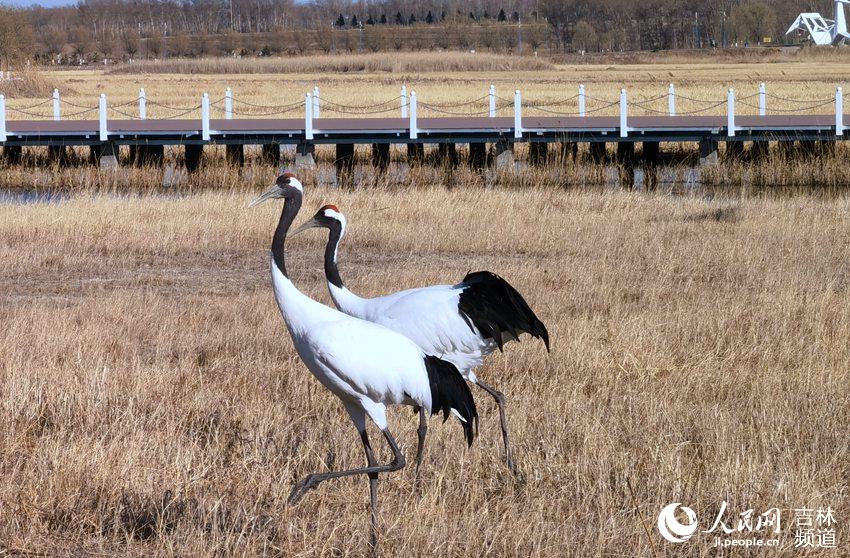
left=271, top=192, right=302, bottom=278
left=324, top=221, right=344, bottom=289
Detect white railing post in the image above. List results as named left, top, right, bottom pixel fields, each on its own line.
left=52, top=89, right=60, bottom=121
left=727, top=88, right=736, bottom=137
left=139, top=88, right=146, bottom=120
left=225, top=87, right=233, bottom=120
left=312, top=86, right=320, bottom=119
left=401, top=85, right=408, bottom=118
left=201, top=93, right=210, bottom=141
left=409, top=90, right=417, bottom=139
left=759, top=83, right=766, bottom=116
left=99, top=93, right=108, bottom=141
left=489, top=84, right=496, bottom=117
left=619, top=89, right=629, bottom=138
left=513, top=89, right=522, bottom=139
left=0, top=95, right=6, bottom=143
left=579, top=84, right=586, bottom=116
left=836, top=87, right=844, bottom=136
left=305, top=92, right=314, bottom=140
left=668, top=83, right=676, bottom=116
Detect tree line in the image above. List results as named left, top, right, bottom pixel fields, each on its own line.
left=0, top=0, right=823, bottom=67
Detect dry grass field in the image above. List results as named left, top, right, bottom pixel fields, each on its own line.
left=1, top=53, right=849, bottom=556
left=5, top=52, right=849, bottom=120
left=1, top=183, right=848, bottom=556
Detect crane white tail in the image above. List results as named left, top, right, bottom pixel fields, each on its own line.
left=457, top=271, right=550, bottom=352
left=423, top=355, right=479, bottom=447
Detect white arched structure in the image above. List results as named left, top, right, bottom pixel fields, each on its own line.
left=787, top=0, right=850, bottom=45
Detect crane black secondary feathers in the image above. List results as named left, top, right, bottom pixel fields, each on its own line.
left=290, top=204, right=550, bottom=474
left=249, top=174, right=477, bottom=553
left=457, top=270, right=550, bottom=353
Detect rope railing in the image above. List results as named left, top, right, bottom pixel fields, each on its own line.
left=0, top=85, right=845, bottom=146
left=319, top=96, right=403, bottom=111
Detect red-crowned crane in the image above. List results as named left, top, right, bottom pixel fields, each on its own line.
left=250, top=174, right=478, bottom=552
left=290, top=204, right=549, bottom=475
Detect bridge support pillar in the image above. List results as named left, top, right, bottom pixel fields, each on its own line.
left=751, top=141, right=769, bottom=161
left=96, top=142, right=119, bottom=169
left=725, top=140, right=745, bottom=160
left=261, top=143, right=281, bottom=167
left=132, top=145, right=164, bottom=167
left=589, top=142, right=606, bottom=163
left=778, top=141, right=795, bottom=158
left=371, top=143, right=390, bottom=171
left=437, top=143, right=459, bottom=167
left=185, top=144, right=203, bottom=173
left=295, top=142, right=315, bottom=169
left=616, top=142, right=635, bottom=189
left=799, top=140, right=818, bottom=157
left=226, top=144, right=245, bottom=167
left=528, top=142, right=548, bottom=166
left=3, top=145, right=22, bottom=165
left=407, top=143, right=424, bottom=164
left=818, top=140, right=836, bottom=156
left=642, top=142, right=660, bottom=191
left=468, top=143, right=487, bottom=169
left=335, top=143, right=355, bottom=183
left=699, top=138, right=718, bottom=165
left=559, top=141, right=578, bottom=162
left=493, top=140, right=514, bottom=169
left=48, top=145, right=69, bottom=166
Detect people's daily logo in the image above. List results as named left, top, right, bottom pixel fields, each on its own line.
left=657, top=503, right=698, bottom=543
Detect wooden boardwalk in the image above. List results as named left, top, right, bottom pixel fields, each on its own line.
left=0, top=115, right=841, bottom=146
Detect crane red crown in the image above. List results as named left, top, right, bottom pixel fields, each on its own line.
left=282, top=171, right=297, bottom=179
left=320, top=204, right=340, bottom=213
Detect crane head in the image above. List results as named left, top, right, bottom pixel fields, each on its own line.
left=289, top=204, right=345, bottom=237
left=248, top=172, right=303, bottom=207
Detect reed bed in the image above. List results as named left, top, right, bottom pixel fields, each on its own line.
left=107, top=52, right=554, bottom=76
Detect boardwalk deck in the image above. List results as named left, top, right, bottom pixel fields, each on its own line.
left=0, top=115, right=841, bottom=147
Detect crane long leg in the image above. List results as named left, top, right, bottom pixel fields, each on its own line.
left=414, top=407, right=428, bottom=492
left=287, top=428, right=406, bottom=506
left=475, top=379, right=515, bottom=474
left=360, top=430, right=379, bottom=553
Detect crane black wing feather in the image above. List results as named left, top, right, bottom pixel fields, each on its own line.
left=456, top=271, right=550, bottom=352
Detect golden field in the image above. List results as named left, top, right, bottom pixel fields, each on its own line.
left=1, top=53, right=849, bottom=556
left=1, top=182, right=849, bottom=556
left=5, top=53, right=850, bottom=120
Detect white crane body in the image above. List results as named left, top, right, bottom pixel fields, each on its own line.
left=328, top=282, right=496, bottom=380
left=273, top=264, right=433, bottom=428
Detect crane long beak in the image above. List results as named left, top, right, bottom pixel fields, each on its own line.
left=288, top=218, right=320, bottom=237
left=248, top=185, right=284, bottom=208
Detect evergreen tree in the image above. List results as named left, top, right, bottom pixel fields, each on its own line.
left=380, top=14, right=387, bottom=24
left=351, top=14, right=359, bottom=27
left=498, top=8, right=507, bottom=22
left=395, top=11, right=403, bottom=25
left=426, top=10, right=433, bottom=24
left=512, top=11, right=520, bottom=22
left=408, top=13, right=417, bottom=24
left=335, top=14, right=345, bottom=28
left=366, top=15, right=375, bottom=25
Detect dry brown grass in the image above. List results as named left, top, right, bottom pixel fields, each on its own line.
left=106, top=52, right=554, bottom=76
left=6, top=56, right=845, bottom=120
left=1, top=183, right=848, bottom=556
left=0, top=69, right=64, bottom=99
